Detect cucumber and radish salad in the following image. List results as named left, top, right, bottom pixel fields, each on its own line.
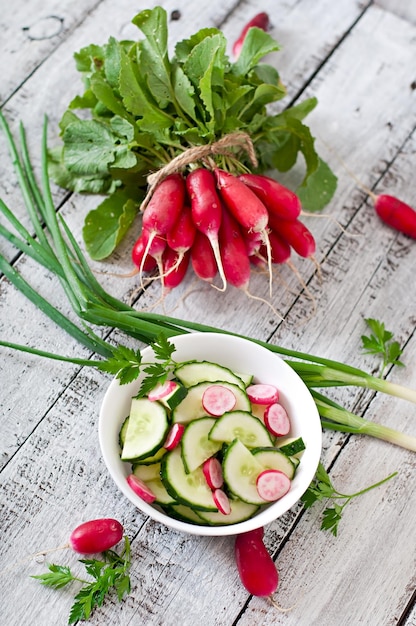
left=119, top=359, right=305, bottom=525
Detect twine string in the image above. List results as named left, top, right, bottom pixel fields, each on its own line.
left=141, top=131, right=258, bottom=211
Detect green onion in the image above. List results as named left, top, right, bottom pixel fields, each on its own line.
left=1, top=111, right=416, bottom=452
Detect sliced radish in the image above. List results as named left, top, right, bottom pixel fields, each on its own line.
left=213, top=488, right=231, bottom=515
left=148, top=380, right=179, bottom=401
left=202, top=384, right=236, bottom=417
left=264, top=402, right=291, bottom=437
left=256, top=469, right=291, bottom=502
left=203, top=457, right=224, bottom=490
left=163, top=423, right=185, bottom=450
left=246, top=383, right=279, bottom=405
left=126, top=474, right=157, bottom=503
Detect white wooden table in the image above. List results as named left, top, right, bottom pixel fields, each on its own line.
left=1, top=1, right=416, bottom=624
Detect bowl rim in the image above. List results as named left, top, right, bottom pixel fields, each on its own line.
left=98, top=332, right=322, bottom=536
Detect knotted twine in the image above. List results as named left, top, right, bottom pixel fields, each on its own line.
left=140, top=131, right=258, bottom=211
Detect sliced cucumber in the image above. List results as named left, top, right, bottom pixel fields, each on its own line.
left=181, top=417, right=223, bottom=473
left=119, top=416, right=130, bottom=448
left=209, top=411, right=273, bottom=448
left=131, top=446, right=166, bottom=465
left=222, top=439, right=267, bottom=505
left=174, top=360, right=246, bottom=389
left=145, top=476, right=176, bottom=505
left=121, top=398, right=169, bottom=462
left=277, top=436, right=306, bottom=457
left=234, top=371, right=254, bottom=387
left=161, top=447, right=217, bottom=511
left=133, top=462, right=161, bottom=481
left=196, top=499, right=259, bottom=525
left=163, top=504, right=206, bottom=524
left=252, top=447, right=296, bottom=479
left=172, top=381, right=250, bottom=424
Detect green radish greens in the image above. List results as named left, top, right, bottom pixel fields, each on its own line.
left=1, top=112, right=416, bottom=455
left=48, top=6, right=337, bottom=260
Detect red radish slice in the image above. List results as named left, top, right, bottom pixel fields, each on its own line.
left=69, top=519, right=124, bottom=554
left=148, top=380, right=179, bottom=402
left=163, top=423, right=185, bottom=451
left=202, top=384, right=237, bottom=416
left=264, top=403, right=291, bottom=437
left=203, top=457, right=224, bottom=490
left=256, top=469, right=291, bottom=502
left=213, top=488, right=231, bottom=515
left=246, top=383, right=279, bottom=405
left=126, top=474, right=157, bottom=503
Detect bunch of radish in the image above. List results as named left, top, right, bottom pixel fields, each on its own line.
left=132, top=168, right=316, bottom=298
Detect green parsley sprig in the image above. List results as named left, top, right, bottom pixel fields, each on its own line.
left=32, top=537, right=131, bottom=624
left=301, top=462, right=397, bottom=536
left=361, top=318, right=404, bottom=378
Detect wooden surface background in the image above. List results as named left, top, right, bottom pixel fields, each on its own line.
left=1, top=1, right=416, bottom=624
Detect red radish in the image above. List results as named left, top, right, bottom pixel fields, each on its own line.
left=215, top=169, right=273, bottom=292
left=163, top=423, right=185, bottom=450
left=131, top=232, right=157, bottom=272
left=186, top=168, right=227, bottom=290
left=202, top=384, right=237, bottom=416
left=372, top=194, right=416, bottom=239
left=140, top=173, right=185, bottom=277
left=256, top=469, right=291, bottom=501
left=263, top=229, right=291, bottom=264
left=69, top=519, right=124, bottom=554
left=126, top=474, right=157, bottom=503
left=234, top=528, right=279, bottom=597
left=246, top=383, right=279, bottom=405
left=264, top=402, right=291, bottom=437
left=166, top=204, right=196, bottom=262
left=232, top=12, right=271, bottom=59
left=133, top=227, right=166, bottom=282
left=212, top=488, right=231, bottom=515
left=218, top=205, right=251, bottom=290
left=190, top=230, right=218, bottom=282
left=270, top=216, right=316, bottom=258
left=239, top=173, right=302, bottom=221
left=242, top=228, right=263, bottom=256
left=203, top=457, right=224, bottom=489
left=215, top=169, right=269, bottom=235
left=148, top=380, right=180, bottom=402
left=161, top=247, right=190, bottom=291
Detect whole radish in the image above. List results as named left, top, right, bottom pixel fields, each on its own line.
left=161, top=247, right=190, bottom=291
left=234, top=527, right=279, bottom=597
left=69, top=518, right=124, bottom=554
left=166, top=204, right=196, bottom=263
left=232, top=12, right=271, bottom=59
left=186, top=168, right=227, bottom=290
left=215, top=169, right=273, bottom=290
left=238, top=173, right=302, bottom=221
left=218, top=206, right=251, bottom=291
left=190, top=230, right=218, bottom=283
left=140, top=173, right=185, bottom=277
left=269, top=215, right=316, bottom=258
left=372, top=194, right=416, bottom=239
left=131, top=231, right=158, bottom=272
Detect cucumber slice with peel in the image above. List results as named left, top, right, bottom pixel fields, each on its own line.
left=121, top=398, right=169, bottom=461
left=196, top=499, right=259, bottom=525
left=222, top=439, right=268, bottom=505
left=174, top=361, right=246, bottom=389
left=161, top=447, right=218, bottom=511
left=209, top=411, right=273, bottom=448
left=181, top=417, right=223, bottom=473
left=172, top=381, right=250, bottom=424
left=251, top=447, right=296, bottom=479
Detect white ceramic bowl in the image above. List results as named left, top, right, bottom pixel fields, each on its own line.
left=99, top=332, right=322, bottom=536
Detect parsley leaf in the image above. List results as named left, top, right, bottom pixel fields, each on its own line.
left=361, top=318, right=404, bottom=377
left=301, top=462, right=397, bottom=536
left=32, top=537, right=131, bottom=624
left=98, top=344, right=143, bottom=385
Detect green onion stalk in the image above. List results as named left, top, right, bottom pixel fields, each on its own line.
left=1, top=112, right=416, bottom=452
